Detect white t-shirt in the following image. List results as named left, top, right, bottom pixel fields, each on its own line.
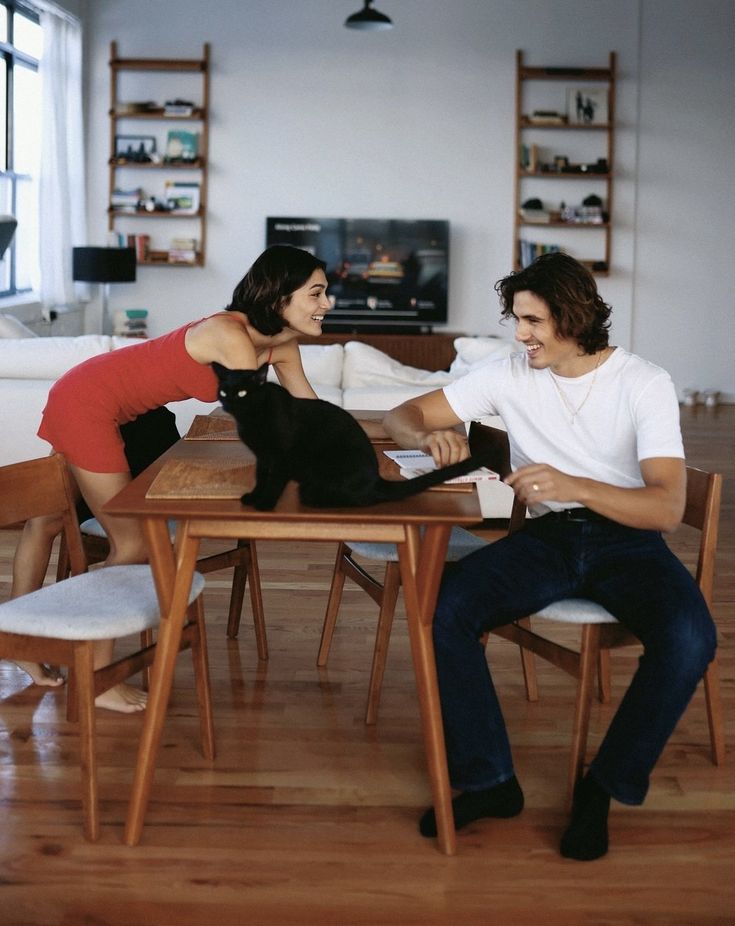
left=443, top=347, right=684, bottom=516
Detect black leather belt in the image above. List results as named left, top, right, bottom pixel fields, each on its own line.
left=542, top=507, right=608, bottom=522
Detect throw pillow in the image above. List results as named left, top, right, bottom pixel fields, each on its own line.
left=266, top=343, right=344, bottom=387
left=449, top=336, right=518, bottom=377
left=342, top=341, right=454, bottom=390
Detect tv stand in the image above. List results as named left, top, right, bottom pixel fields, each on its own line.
left=299, top=330, right=460, bottom=372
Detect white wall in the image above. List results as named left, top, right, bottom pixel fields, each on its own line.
left=80, top=0, right=735, bottom=400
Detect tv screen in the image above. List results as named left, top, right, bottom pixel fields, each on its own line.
left=266, top=217, right=449, bottom=332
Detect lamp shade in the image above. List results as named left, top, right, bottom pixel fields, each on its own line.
left=72, top=247, right=136, bottom=283
left=345, top=1, right=393, bottom=30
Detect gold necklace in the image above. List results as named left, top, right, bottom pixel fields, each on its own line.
left=548, top=351, right=604, bottom=424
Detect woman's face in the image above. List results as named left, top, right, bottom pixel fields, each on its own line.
left=280, top=269, right=331, bottom=336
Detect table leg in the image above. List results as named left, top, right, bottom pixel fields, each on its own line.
left=124, top=523, right=200, bottom=846
left=398, top=523, right=456, bottom=856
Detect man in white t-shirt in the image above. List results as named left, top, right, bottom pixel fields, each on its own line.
left=383, top=252, right=716, bottom=860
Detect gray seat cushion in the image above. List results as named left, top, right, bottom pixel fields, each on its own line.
left=0, top=565, right=204, bottom=639
left=346, top=526, right=489, bottom=564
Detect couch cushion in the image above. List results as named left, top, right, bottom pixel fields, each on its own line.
left=450, top=336, right=518, bottom=377
left=266, top=343, right=344, bottom=388
left=342, top=341, right=454, bottom=391
left=0, top=313, right=38, bottom=338
left=0, top=334, right=114, bottom=379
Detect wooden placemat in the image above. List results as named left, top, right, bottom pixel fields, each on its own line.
left=184, top=415, right=240, bottom=441
left=145, top=458, right=253, bottom=499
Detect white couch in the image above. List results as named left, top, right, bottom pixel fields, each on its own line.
left=0, top=326, right=518, bottom=516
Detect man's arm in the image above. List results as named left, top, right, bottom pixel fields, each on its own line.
left=382, top=390, right=469, bottom=466
left=505, top=456, right=686, bottom=532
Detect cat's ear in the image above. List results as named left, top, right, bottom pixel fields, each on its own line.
left=255, top=362, right=269, bottom=385
left=211, top=360, right=228, bottom=381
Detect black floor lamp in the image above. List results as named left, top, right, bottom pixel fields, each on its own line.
left=72, top=246, right=136, bottom=335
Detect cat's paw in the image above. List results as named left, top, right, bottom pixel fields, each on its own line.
left=240, top=491, right=255, bottom=505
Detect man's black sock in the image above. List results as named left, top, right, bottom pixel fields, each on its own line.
left=419, top=775, right=524, bottom=838
left=559, top=773, right=611, bottom=861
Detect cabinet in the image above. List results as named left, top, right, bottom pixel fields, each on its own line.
left=107, top=42, right=210, bottom=267
left=513, top=50, right=616, bottom=275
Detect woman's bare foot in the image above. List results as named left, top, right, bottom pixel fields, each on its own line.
left=95, top=682, right=147, bottom=713
left=13, top=661, right=65, bottom=687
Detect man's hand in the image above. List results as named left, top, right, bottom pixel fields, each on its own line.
left=420, top=429, right=470, bottom=467
left=505, top=463, right=578, bottom=506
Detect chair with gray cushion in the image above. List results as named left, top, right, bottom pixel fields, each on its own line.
left=0, top=453, right=214, bottom=840
left=491, top=464, right=725, bottom=798
left=317, top=528, right=490, bottom=724
left=58, top=516, right=267, bottom=659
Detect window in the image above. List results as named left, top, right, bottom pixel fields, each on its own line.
left=0, top=1, right=41, bottom=298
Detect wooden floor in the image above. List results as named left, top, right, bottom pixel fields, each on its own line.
left=1, top=406, right=733, bottom=925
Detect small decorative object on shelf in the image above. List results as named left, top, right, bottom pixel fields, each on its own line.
left=113, top=308, right=148, bottom=338
left=107, top=42, right=210, bottom=267
left=164, top=130, right=199, bottom=163
left=513, top=50, right=616, bottom=275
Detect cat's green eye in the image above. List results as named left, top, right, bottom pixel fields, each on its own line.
left=237, top=389, right=247, bottom=397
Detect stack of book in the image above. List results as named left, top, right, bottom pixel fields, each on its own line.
left=110, top=188, right=143, bottom=213
left=168, top=237, right=198, bottom=264
left=113, top=309, right=148, bottom=339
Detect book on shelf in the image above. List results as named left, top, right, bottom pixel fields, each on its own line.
left=168, top=236, right=198, bottom=264
left=164, top=181, right=200, bottom=214
left=164, top=130, right=199, bottom=162
left=164, top=99, right=195, bottom=117
left=519, top=240, right=560, bottom=268
left=126, top=234, right=150, bottom=261
left=113, top=308, right=148, bottom=339
left=111, top=187, right=143, bottom=213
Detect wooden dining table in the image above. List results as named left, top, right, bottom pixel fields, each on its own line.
left=104, top=414, right=482, bottom=854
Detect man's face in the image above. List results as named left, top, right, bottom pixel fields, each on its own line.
left=511, top=290, right=582, bottom=375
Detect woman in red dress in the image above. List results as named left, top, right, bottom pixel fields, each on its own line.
left=12, top=245, right=331, bottom=711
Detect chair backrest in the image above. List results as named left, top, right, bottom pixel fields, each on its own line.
left=468, top=422, right=527, bottom=532
left=683, top=466, right=722, bottom=606
left=0, top=454, right=88, bottom=576
left=468, top=421, right=512, bottom=479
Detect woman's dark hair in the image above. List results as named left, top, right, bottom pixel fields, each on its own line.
left=226, top=245, right=327, bottom=335
left=495, top=252, right=611, bottom=354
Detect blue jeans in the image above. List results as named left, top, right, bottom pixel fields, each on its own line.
left=433, top=516, right=717, bottom=805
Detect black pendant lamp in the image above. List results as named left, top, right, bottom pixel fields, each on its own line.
left=345, top=1, right=393, bottom=31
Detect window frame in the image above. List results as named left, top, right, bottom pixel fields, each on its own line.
left=0, top=0, right=40, bottom=299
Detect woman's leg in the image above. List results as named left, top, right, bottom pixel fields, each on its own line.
left=70, top=466, right=150, bottom=713
left=10, top=513, right=66, bottom=686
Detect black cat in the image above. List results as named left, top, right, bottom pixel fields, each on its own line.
left=212, top=362, right=490, bottom=510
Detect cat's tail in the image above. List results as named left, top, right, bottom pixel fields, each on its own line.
left=374, top=452, right=493, bottom=502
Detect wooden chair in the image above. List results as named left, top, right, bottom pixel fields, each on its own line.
left=58, top=517, right=268, bottom=660
left=315, top=422, right=524, bottom=724
left=0, top=454, right=215, bottom=840
left=491, top=463, right=726, bottom=798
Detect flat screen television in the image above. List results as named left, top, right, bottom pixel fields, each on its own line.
left=266, top=216, right=449, bottom=332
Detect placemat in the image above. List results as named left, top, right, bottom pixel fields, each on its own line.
left=145, top=458, right=253, bottom=499
left=184, top=414, right=240, bottom=441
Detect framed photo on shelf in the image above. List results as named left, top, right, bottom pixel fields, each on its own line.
left=114, top=135, right=157, bottom=162
left=566, top=87, right=608, bottom=125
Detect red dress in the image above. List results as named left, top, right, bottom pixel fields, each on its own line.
left=38, top=318, right=220, bottom=473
